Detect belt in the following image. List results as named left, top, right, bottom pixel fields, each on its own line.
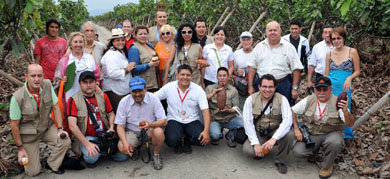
left=275, top=75, right=290, bottom=83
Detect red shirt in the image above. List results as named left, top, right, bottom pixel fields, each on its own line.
left=34, top=36, right=68, bottom=81
left=67, top=93, right=113, bottom=137
left=125, top=37, right=135, bottom=50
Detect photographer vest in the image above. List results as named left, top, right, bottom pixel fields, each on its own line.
left=71, top=91, right=110, bottom=155
left=177, top=43, right=202, bottom=85
left=148, top=26, right=158, bottom=47
left=303, top=94, right=345, bottom=135
left=133, top=41, right=159, bottom=90
left=251, top=92, right=283, bottom=131
left=13, top=79, right=54, bottom=143
left=208, top=84, right=238, bottom=123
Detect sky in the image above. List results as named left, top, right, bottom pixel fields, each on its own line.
left=56, top=0, right=139, bottom=16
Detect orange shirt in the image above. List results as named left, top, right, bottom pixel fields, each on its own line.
left=155, top=42, right=171, bottom=71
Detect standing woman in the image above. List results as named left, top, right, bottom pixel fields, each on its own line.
left=324, top=26, right=360, bottom=139
left=101, top=28, right=136, bottom=113
left=128, top=25, right=159, bottom=92
left=203, top=26, right=234, bottom=88
left=155, top=24, right=176, bottom=87
left=54, top=32, right=101, bottom=101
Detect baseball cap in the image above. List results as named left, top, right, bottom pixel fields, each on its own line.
left=315, top=76, right=332, bottom=88
left=79, top=71, right=96, bottom=82
left=240, top=31, right=252, bottom=38
left=129, top=76, right=146, bottom=92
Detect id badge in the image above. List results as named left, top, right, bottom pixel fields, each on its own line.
left=96, top=119, right=103, bottom=132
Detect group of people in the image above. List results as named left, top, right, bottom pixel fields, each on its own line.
left=9, top=8, right=361, bottom=179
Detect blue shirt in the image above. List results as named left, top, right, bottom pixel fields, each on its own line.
left=127, top=42, right=155, bottom=74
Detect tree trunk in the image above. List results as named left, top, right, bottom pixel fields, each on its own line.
left=0, top=69, right=23, bottom=86
left=209, top=7, right=230, bottom=36
left=236, top=10, right=267, bottom=50
left=307, top=21, right=316, bottom=43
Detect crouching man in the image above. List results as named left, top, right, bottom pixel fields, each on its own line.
left=67, top=71, right=118, bottom=168
left=10, top=64, right=70, bottom=176
left=291, top=76, right=354, bottom=179
left=115, top=77, right=167, bottom=170
left=242, top=74, right=294, bottom=174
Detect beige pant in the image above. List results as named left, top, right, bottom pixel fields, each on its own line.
left=243, top=130, right=294, bottom=164
left=23, top=125, right=71, bottom=176
left=118, top=129, right=152, bottom=148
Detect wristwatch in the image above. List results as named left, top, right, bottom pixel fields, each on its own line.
left=58, top=126, right=65, bottom=130
left=292, top=86, right=299, bottom=90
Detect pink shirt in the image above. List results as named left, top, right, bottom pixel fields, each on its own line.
left=34, top=36, right=68, bottom=81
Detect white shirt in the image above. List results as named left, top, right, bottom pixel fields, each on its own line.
left=307, top=40, right=334, bottom=75
left=154, top=81, right=209, bottom=124
left=243, top=94, right=292, bottom=145
left=233, top=48, right=253, bottom=75
left=248, top=39, right=303, bottom=80
left=101, top=48, right=132, bottom=96
left=282, top=34, right=311, bottom=61
left=292, top=97, right=346, bottom=123
left=203, top=43, right=234, bottom=83
left=65, top=52, right=97, bottom=101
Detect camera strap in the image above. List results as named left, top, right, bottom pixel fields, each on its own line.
left=253, top=94, right=274, bottom=126
left=84, top=97, right=100, bottom=130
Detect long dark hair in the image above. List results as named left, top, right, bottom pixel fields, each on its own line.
left=103, top=38, right=128, bottom=58
left=176, top=23, right=198, bottom=51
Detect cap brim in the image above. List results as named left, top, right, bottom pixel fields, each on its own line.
left=129, top=85, right=145, bottom=92
left=240, top=35, right=252, bottom=38
left=315, top=84, right=330, bottom=88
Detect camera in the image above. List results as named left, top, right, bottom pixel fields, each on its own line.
left=137, top=129, right=150, bottom=147
left=259, top=127, right=272, bottom=139
left=298, top=124, right=315, bottom=149
left=90, top=131, right=117, bottom=156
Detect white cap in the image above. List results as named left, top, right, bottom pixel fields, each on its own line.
left=240, top=31, right=252, bottom=38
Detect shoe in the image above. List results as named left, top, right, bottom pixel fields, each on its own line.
left=85, top=162, right=97, bottom=168
left=45, top=162, right=65, bottom=174
left=183, top=139, right=192, bottom=154
left=226, top=136, right=236, bottom=148
left=153, top=154, right=163, bottom=170
left=211, top=139, right=219, bottom=145
left=275, top=162, right=287, bottom=174
left=319, top=164, right=333, bottom=179
left=131, top=147, right=140, bottom=160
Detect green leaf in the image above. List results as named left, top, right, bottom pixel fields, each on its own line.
left=340, top=0, right=352, bottom=18
left=6, top=0, right=16, bottom=8
left=25, top=1, right=33, bottom=14
left=64, top=61, right=76, bottom=92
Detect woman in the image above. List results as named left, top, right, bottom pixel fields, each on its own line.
left=128, top=25, right=159, bottom=92
left=155, top=24, right=176, bottom=87
left=203, top=26, right=234, bottom=88
left=54, top=32, right=101, bottom=101
left=324, top=26, right=360, bottom=139
left=101, top=28, right=136, bottom=113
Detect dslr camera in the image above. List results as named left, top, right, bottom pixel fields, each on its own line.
left=298, top=124, right=315, bottom=149
left=90, top=131, right=117, bottom=156
left=259, top=127, right=272, bottom=140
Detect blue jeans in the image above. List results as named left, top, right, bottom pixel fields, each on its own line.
left=81, top=136, right=129, bottom=164
left=165, top=120, right=204, bottom=147
left=276, top=75, right=294, bottom=106
left=209, top=117, right=244, bottom=140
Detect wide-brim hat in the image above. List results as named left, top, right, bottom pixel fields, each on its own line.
left=108, top=28, right=127, bottom=40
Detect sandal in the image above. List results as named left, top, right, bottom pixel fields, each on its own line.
left=275, top=162, right=287, bottom=174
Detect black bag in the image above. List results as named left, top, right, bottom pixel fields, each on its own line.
left=60, top=155, right=85, bottom=170
left=234, top=76, right=248, bottom=96
left=234, top=128, right=247, bottom=144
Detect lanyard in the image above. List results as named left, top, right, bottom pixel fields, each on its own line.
left=177, top=88, right=190, bottom=103
left=317, top=100, right=327, bottom=117
left=28, top=88, right=41, bottom=111
left=84, top=96, right=97, bottom=114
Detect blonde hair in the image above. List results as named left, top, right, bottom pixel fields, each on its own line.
left=69, top=32, right=86, bottom=49
left=159, top=24, right=175, bottom=39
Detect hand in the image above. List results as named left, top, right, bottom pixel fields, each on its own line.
left=262, top=138, right=276, bottom=151
left=122, top=143, right=134, bottom=156
left=248, top=86, right=254, bottom=94
left=294, top=128, right=303, bottom=141
left=338, top=98, right=349, bottom=113
left=106, top=127, right=115, bottom=133
left=307, top=81, right=314, bottom=89
left=148, top=59, right=159, bottom=67
left=219, top=107, right=235, bottom=113
left=57, top=130, right=69, bottom=139
left=237, top=69, right=244, bottom=77
left=343, top=77, right=352, bottom=92
left=85, top=141, right=99, bottom=158
left=291, top=89, right=298, bottom=99
left=253, top=144, right=264, bottom=157
left=139, top=120, right=150, bottom=130
left=17, top=148, right=28, bottom=166
left=213, top=87, right=224, bottom=96
left=198, top=130, right=210, bottom=146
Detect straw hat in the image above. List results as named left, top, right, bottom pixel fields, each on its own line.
left=108, top=28, right=127, bottom=40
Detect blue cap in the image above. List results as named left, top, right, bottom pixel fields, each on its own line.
left=118, top=24, right=122, bottom=29
left=129, top=76, right=146, bottom=92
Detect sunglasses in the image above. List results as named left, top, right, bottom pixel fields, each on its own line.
left=315, top=87, right=329, bottom=92
left=181, top=30, right=193, bottom=35
left=162, top=31, right=171, bottom=36
left=331, top=37, right=342, bottom=41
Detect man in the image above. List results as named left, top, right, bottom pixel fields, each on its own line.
left=155, top=64, right=210, bottom=154
left=114, top=76, right=167, bottom=170
left=233, top=31, right=254, bottom=109
left=307, top=25, right=334, bottom=89
left=242, top=74, right=294, bottom=174
left=34, top=18, right=68, bottom=81
left=248, top=21, right=303, bottom=106
left=282, top=20, right=311, bottom=74
left=81, top=21, right=105, bottom=68
left=205, top=67, right=243, bottom=147
left=292, top=76, right=354, bottom=178
left=148, top=9, right=168, bottom=46
left=195, top=19, right=214, bottom=48
left=10, top=64, right=70, bottom=176
left=122, top=19, right=135, bottom=50
left=67, top=71, right=118, bottom=168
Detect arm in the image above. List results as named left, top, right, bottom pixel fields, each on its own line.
left=307, top=66, right=315, bottom=88
left=199, top=109, right=211, bottom=145
left=228, top=61, right=234, bottom=79
left=52, top=103, right=68, bottom=138
left=128, top=46, right=150, bottom=74
left=106, top=111, right=115, bottom=132
left=163, top=46, right=176, bottom=86
left=292, top=110, right=302, bottom=141
left=291, top=69, right=300, bottom=99
left=68, top=116, right=99, bottom=157
left=338, top=98, right=355, bottom=127
left=116, top=124, right=133, bottom=156
left=291, top=97, right=307, bottom=141
left=344, top=48, right=361, bottom=91
left=34, top=55, right=41, bottom=64
left=198, top=47, right=206, bottom=88
left=10, top=120, right=29, bottom=165
left=324, top=52, right=331, bottom=77
left=248, top=67, right=256, bottom=94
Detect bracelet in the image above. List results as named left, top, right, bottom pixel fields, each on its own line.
left=16, top=144, right=24, bottom=148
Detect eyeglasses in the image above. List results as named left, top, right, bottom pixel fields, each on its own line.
left=315, top=87, right=329, bottom=92
left=181, top=30, right=193, bottom=35
left=260, top=86, right=275, bottom=89
left=162, top=32, right=171, bottom=36
left=331, top=37, right=342, bottom=41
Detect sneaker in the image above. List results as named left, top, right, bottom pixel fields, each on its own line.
left=226, top=136, right=236, bottom=148
left=174, top=145, right=183, bottom=154
left=319, top=164, right=333, bottom=179
left=153, top=154, right=163, bottom=170
left=275, top=162, right=287, bottom=174
left=85, top=162, right=97, bottom=168
left=45, top=162, right=65, bottom=174
left=131, top=148, right=140, bottom=160
left=211, top=139, right=219, bottom=145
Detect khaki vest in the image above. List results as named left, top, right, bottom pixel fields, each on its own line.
left=133, top=41, right=159, bottom=89
left=207, top=84, right=238, bottom=123
left=303, top=94, right=345, bottom=135
left=70, top=91, right=110, bottom=155
left=148, top=26, right=158, bottom=47
left=251, top=92, right=283, bottom=131
left=177, top=43, right=202, bottom=85
left=13, top=79, right=54, bottom=143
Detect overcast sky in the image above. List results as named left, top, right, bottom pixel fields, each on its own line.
left=56, top=0, right=139, bottom=16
